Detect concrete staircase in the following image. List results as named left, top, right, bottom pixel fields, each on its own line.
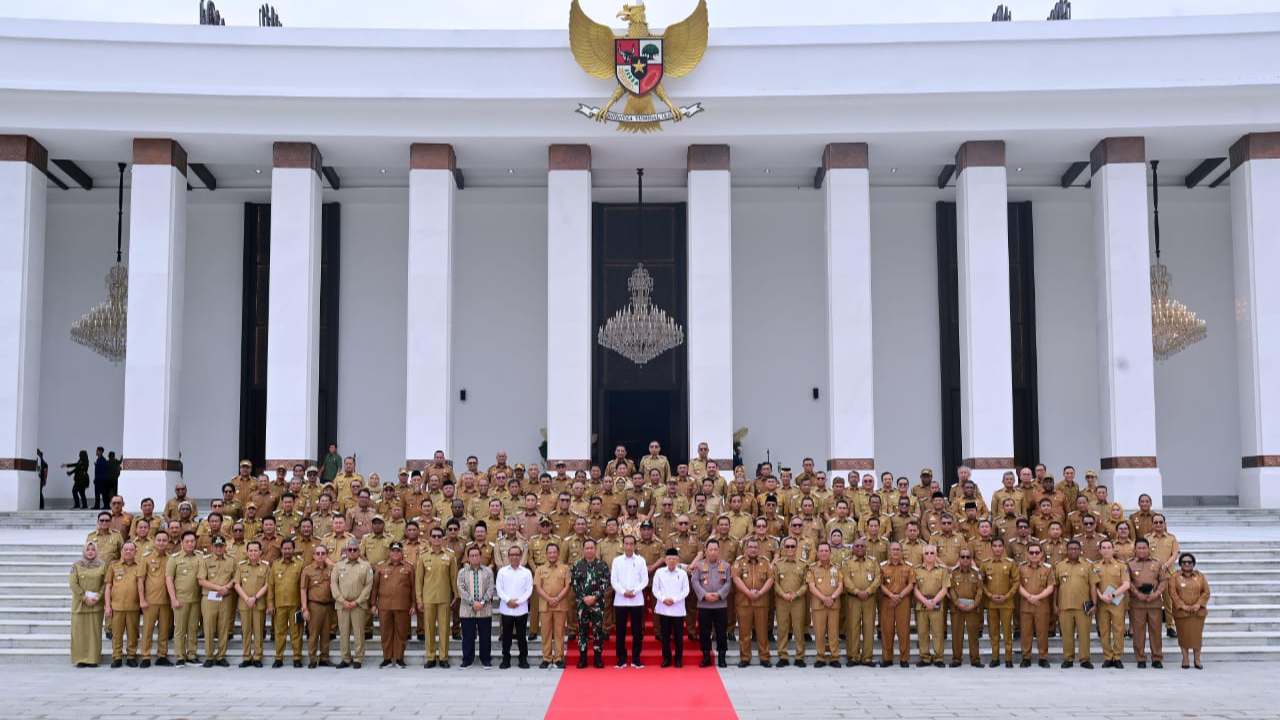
left=2, top=509, right=1278, bottom=663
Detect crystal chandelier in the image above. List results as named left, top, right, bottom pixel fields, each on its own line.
left=70, top=162, right=128, bottom=363
left=597, top=168, right=684, bottom=366
left=1149, top=160, right=1206, bottom=362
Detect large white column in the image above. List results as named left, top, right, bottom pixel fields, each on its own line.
left=406, top=144, right=455, bottom=472
left=687, top=145, right=734, bottom=473
left=822, top=143, right=875, bottom=480
left=1230, top=132, right=1280, bottom=507
left=0, top=136, right=47, bottom=510
left=119, top=139, right=188, bottom=509
left=1090, top=137, right=1163, bottom=510
left=954, top=141, right=1014, bottom=500
left=546, top=144, right=592, bottom=471
left=264, top=142, right=323, bottom=469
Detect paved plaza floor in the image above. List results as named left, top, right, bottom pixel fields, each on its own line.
left=11, top=661, right=1278, bottom=719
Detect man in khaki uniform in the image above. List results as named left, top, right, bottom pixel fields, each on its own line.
left=840, top=538, right=880, bottom=666
left=526, top=518, right=558, bottom=639
left=981, top=537, right=1019, bottom=667
left=1128, top=538, right=1168, bottom=668
left=1094, top=539, right=1131, bottom=668
left=164, top=531, right=202, bottom=665
left=772, top=537, right=808, bottom=666
left=415, top=527, right=457, bottom=667
left=138, top=530, right=173, bottom=667
left=731, top=537, right=774, bottom=667
left=105, top=540, right=144, bottom=666
left=913, top=545, right=950, bottom=666
left=196, top=536, right=237, bottom=667
left=879, top=542, right=915, bottom=667
left=372, top=542, right=415, bottom=667
left=269, top=538, right=305, bottom=667
left=88, top=512, right=124, bottom=568
left=300, top=545, right=336, bottom=667
left=1055, top=539, right=1097, bottom=668
left=806, top=542, right=843, bottom=667
left=1018, top=544, right=1055, bottom=666
left=534, top=543, right=571, bottom=667
left=331, top=539, right=374, bottom=668
left=949, top=550, right=984, bottom=667
left=234, top=540, right=271, bottom=667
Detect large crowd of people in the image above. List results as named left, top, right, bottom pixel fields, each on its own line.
left=69, top=441, right=1212, bottom=672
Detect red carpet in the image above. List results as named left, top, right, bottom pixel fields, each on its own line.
left=547, top=612, right=737, bottom=720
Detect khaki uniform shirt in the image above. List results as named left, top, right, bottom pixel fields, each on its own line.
left=914, top=565, right=950, bottom=599
left=841, top=556, right=881, bottom=597
left=1093, top=558, right=1129, bottom=608
left=1054, top=559, right=1097, bottom=611
left=270, top=556, right=304, bottom=608
left=236, top=560, right=270, bottom=609
left=198, top=553, right=237, bottom=593
left=360, top=533, right=392, bottom=567
left=1127, top=557, right=1166, bottom=608
left=142, top=549, right=172, bottom=606
left=301, top=562, right=334, bottom=604
left=731, top=556, right=773, bottom=608
left=331, top=558, right=373, bottom=608
left=373, top=559, right=415, bottom=610
left=534, top=562, right=572, bottom=612
left=415, top=549, right=457, bottom=605
left=880, top=560, right=915, bottom=597
left=806, top=562, right=841, bottom=600
left=166, top=551, right=203, bottom=603
left=980, top=557, right=1019, bottom=609
left=929, top=532, right=968, bottom=568
left=86, top=530, right=123, bottom=567
left=949, top=566, right=983, bottom=611
left=107, top=560, right=143, bottom=611
left=772, top=558, right=809, bottom=599
left=1018, top=562, right=1055, bottom=608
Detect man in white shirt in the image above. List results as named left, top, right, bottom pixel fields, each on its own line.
left=652, top=548, right=690, bottom=667
left=610, top=535, right=650, bottom=668
left=495, top=545, right=533, bottom=669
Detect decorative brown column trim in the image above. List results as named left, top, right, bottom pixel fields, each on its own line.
left=0, top=458, right=39, bottom=472
left=827, top=458, right=875, bottom=471
left=709, top=458, right=734, bottom=469
left=1229, top=132, right=1280, bottom=170
left=133, top=138, right=188, bottom=176
left=823, top=143, right=869, bottom=171
left=1099, top=456, right=1158, bottom=470
left=1242, top=455, right=1280, bottom=468
left=0, top=135, right=48, bottom=172
left=263, top=458, right=311, bottom=472
left=961, top=457, right=1016, bottom=470
left=688, top=144, right=730, bottom=171
left=1089, top=137, right=1145, bottom=175
left=954, top=141, right=1005, bottom=174
left=121, top=458, right=184, bottom=473
left=410, top=143, right=456, bottom=171
left=272, top=142, right=323, bottom=176
left=547, top=458, right=591, bottom=472
left=548, top=144, right=591, bottom=171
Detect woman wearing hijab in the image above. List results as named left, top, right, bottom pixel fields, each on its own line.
left=69, top=541, right=107, bottom=667
left=1171, top=552, right=1211, bottom=669
left=63, top=450, right=90, bottom=509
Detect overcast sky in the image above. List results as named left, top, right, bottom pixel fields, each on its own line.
left=1, top=0, right=1277, bottom=29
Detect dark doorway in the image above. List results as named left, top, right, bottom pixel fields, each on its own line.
left=935, top=201, right=1039, bottom=491
left=592, top=202, right=688, bottom=468
left=239, top=202, right=342, bottom=470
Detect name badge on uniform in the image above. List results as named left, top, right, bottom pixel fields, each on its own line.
left=867, top=572, right=874, bottom=582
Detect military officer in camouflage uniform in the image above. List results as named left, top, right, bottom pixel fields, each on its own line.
left=570, top=539, right=610, bottom=668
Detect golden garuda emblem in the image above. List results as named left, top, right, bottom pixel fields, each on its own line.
left=569, top=0, right=708, bottom=133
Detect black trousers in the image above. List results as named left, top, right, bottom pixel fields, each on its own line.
left=698, top=607, right=728, bottom=660
left=658, top=615, right=685, bottom=662
left=614, top=605, right=644, bottom=664
left=500, top=614, right=528, bottom=662
left=461, top=617, right=491, bottom=665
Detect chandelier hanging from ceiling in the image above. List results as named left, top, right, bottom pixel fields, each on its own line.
left=1149, top=160, right=1206, bottom=361
left=597, top=168, right=684, bottom=366
left=70, top=162, right=128, bottom=363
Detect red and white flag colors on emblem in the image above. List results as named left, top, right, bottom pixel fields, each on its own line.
left=615, top=38, right=664, bottom=95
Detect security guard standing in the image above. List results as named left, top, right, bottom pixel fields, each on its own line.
left=913, top=545, right=950, bottom=667
left=949, top=550, right=983, bottom=667
left=730, top=537, right=773, bottom=667
left=805, top=542, right=843, bottom=667
left=234, top=540, right=271, bottom=667
left=771, top=537, right=808, bottom=667
left=840, top=538, right=880, bottom=667
left=269, top=538, right=305, bottom=667
left=879, top=542, right=915, bottom=667
left=415, top=527, right=457, bottom=668
left=372, top=542, right=415, bottom=667
left=1055, top=539, right=1097, bottom=668
left=196, top=535, right=237, bottom=667
left=981, top=537, right=1020, bottom=667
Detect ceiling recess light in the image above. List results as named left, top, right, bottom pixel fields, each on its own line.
left=507, top=168, right=515, bottom=175
left=890, top=167, right=897, bottom=174
left=764, top=168, right=772, bottom=174
left=254, top=168, right=262, bottom=175
left=379, top=168, right=387, bottom=174
left=1016, top=167, right=1023, bottom=172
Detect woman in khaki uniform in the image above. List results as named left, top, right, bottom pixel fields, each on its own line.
left=1171, top=552, right=1211, bottom=669
left=69, top=542, right=107, bottom=667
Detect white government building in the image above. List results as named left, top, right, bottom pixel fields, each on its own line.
left=0, top=9, right=1279, bottom=513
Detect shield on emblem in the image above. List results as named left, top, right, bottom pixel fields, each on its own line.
left=615, top=38, right=663, bottom=96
